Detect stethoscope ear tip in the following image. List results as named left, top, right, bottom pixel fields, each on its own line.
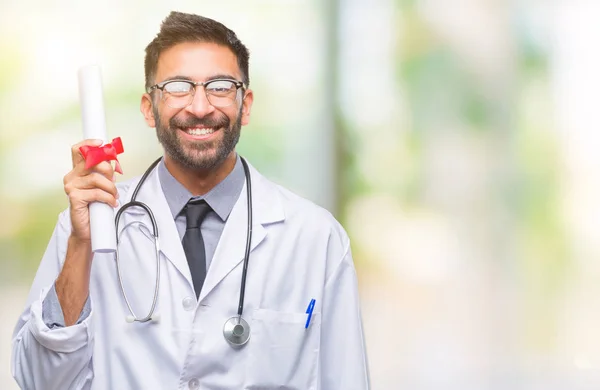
left=151, top=314, right=161, bottom=323
left=126, top=315, right=135, bottom=323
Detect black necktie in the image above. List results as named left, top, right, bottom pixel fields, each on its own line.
left=182, top=200, right=211, bottom=298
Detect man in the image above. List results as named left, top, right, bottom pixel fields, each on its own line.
left=12, top=11, right=369, bottom=390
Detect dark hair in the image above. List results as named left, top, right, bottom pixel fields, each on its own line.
left=144, top=11, right=250, bottom=90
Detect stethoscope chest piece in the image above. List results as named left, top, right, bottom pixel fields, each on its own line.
left=223, top=316, right=251, bottom=347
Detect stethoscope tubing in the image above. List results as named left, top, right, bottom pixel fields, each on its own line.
left=237, top=157, right=252, bottom=317
left=113, top=156, right=253, bottom=328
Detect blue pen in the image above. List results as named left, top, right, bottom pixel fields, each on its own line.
left=305, top=299, right=316, bottom=329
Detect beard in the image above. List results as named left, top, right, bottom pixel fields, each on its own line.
left=154, top=105, right=242, bottom=171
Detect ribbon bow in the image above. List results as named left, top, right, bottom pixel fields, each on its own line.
left=79, top=137, right=125, bottom=174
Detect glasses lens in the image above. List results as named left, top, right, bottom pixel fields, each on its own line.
left=206, top=80, right=238, bottom=107
left=163, top=81, right=194, bottom=108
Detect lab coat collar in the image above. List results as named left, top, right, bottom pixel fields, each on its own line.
left=119, top=159, right=284, bottom=301
left=199, top=161, right=284, bottom=302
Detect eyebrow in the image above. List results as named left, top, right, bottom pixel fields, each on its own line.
left=160, top=74, right=239, bottom=83
left=162, top=75, right=193, bottom=83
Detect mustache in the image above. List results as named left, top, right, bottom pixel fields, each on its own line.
left=169, top=114, right=230, bottom=130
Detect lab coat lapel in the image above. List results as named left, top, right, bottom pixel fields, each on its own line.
left=120, top=166, right=193, bottom=286
left=199, top=163, right=284, bottom=302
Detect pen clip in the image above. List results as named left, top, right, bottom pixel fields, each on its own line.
left=305, top=298, right=316, bottom=329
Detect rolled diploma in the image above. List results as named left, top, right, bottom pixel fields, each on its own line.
left=78, top=65, right=117, bottom=253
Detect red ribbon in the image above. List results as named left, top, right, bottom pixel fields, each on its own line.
left=79, top=137, right=124, bottom=174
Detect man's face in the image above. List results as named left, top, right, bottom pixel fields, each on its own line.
left=141, top=41, right=253, bottom=171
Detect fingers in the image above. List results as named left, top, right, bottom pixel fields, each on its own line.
left=66, top=139, right=119, bottom=208
left=65, top=172, right=119, bottom=207
left=69, top=187, right=119, bottom=208
left=69, top=160, right=115, bottom=185
left=90, top=161, right=115, bottom=180
left=64, top=159, right=115, bottom=186
left=65, top=172, right=118, bottom=198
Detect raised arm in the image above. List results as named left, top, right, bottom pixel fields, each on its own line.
left=11, top=139, right=118, bottom=389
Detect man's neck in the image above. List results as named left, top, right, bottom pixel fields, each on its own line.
left=163, top=153, right=237, bottom=196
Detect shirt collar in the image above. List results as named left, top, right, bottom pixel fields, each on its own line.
left=158, top=154, right=245, bottom=222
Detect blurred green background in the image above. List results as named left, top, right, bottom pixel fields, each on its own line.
left=2, top=0, right=600, bottom=388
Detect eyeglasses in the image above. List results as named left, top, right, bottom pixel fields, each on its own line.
left=147, top=78, right=246, bottom=108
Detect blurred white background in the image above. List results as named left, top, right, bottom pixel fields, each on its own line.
left=2, top=0, right=600, bottom=388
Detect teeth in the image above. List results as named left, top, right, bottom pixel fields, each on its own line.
left=187, top=128, right=215, bottom=135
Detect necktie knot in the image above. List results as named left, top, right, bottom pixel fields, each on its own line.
left=185, top=200, right=211, bottom=229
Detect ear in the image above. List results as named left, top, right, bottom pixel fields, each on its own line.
left=140, top=93, right=156, bottom=128
left=240, top=89, right=254, bottom=126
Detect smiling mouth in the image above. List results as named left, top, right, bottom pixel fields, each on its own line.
left=184, top=127, right=217, bottom=136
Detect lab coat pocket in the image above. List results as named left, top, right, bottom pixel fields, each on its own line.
left=244, top=308, right=321, bottom=390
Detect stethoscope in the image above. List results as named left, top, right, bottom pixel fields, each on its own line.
left=113, top=156, right=253, bottom=347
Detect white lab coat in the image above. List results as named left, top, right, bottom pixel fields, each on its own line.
left=11, top=161, right=369, bottom=390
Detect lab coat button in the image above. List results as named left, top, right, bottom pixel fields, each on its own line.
left=182, top=297, right=195, bottom=311
left=188, top=378, right=200, bottom=389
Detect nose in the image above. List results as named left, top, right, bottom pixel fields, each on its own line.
left=184, top=89, right=216, bottom=117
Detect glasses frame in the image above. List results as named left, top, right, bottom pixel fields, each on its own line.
left=147, top=78, right=247, bottom=108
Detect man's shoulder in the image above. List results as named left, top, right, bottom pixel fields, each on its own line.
left=115, top=175, right=143, bottom=195
left=275, top=183, right=333, bottom=220
left=259, top=174, right=348, bottom=240
left=259, top=175, right=352, bottom=270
